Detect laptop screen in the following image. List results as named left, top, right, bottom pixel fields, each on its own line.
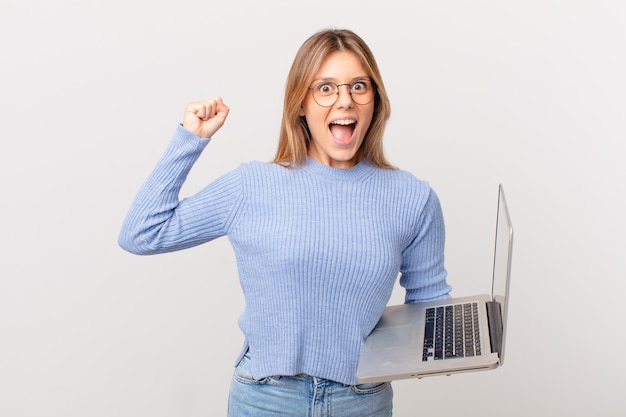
left=491, top=184, right=514, bottom=365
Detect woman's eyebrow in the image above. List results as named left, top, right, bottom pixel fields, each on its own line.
left=311, top=75, right=370, bottom=84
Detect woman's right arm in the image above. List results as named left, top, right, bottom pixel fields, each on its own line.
left=118, top=98, right=239, bottom=255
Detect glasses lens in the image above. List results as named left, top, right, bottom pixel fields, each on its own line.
left=350, top=80, right=375, bottom=105
left=312, top=82, right=337, bottom=107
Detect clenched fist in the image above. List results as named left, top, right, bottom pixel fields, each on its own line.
left=182, top=97, right=230, bottom=139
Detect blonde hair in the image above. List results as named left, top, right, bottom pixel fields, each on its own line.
left=273, top=29, right=394, bottom=168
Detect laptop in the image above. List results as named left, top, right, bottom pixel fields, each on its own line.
left=356, top=184, right=514, bottom=383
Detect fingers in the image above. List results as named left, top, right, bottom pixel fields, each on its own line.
left=186, top=97, right=220, bottom=120
left=212, top=97, right=230, bottom=125
left=182, top=97, right=230, bottom=138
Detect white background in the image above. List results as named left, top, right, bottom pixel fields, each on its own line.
left=1, top=0, right=624, bottom=416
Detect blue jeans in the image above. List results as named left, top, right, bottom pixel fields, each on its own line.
left=227, top=354, right=393, bottom=416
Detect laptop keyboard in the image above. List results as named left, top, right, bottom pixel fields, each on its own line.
left=422, top=303, right=482, bottom=362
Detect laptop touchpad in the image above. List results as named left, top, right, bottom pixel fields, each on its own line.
left=368, top=325, right=416, bottom=348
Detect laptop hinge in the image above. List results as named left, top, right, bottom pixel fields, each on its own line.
left=486, top=301, right=503, bottom=357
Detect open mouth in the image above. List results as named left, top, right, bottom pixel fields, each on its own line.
left=329, top=119, right=356, bottom=144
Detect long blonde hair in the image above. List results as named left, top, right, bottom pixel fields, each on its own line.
left=273, top=29, right=394, bottom=168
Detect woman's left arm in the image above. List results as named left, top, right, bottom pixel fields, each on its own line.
left=400, top=188, right=452, bottom=303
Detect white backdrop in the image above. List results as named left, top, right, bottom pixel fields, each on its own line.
left=1, top=1, right=624, bottom=416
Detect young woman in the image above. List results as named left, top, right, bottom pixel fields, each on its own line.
left=119, top=28, right=451, bottom=416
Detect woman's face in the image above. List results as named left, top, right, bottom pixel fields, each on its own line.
left=300, top=51, right=375, bottom=169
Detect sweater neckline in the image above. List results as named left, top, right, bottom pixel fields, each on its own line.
left=301, top=157, right=375, bottom=182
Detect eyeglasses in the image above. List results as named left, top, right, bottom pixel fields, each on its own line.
left=308, top=79, right=376, bottom=107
